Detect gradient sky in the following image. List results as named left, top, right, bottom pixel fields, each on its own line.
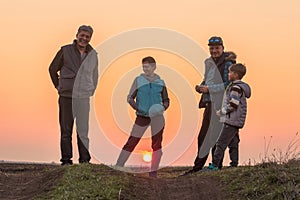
left=0, top=0, right=299, bottom=165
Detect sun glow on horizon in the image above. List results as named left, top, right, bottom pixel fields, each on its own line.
left=142, top=151, right=152, bottom=163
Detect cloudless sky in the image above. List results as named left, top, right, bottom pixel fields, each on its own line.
left=0, top=0, right=299, bottom=165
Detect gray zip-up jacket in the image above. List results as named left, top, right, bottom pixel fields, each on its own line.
left=220, top=80, right=251, bottom=128
left=49, top=40, right=98, bottom=98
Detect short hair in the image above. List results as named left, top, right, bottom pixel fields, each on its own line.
left=142, top=56, right=156, bottom=67
left=77, top=25, right=93, bottom=36
left=229, top=63, right=247, bottom=79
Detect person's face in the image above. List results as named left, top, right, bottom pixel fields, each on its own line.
left=228, top=69, right=239, bottom=81
left=142, top=62, right=155, bottom=76
left=209, top=45, right=224, bottom=59
left=76, top=30, right=92, bottom=48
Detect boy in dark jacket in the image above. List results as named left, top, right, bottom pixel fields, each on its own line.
left=116, top=56, right=170, bottom=178
left=208, top=63, right=251, bottom=170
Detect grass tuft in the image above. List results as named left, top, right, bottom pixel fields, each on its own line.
left=34, top=164, right=131, bottom=200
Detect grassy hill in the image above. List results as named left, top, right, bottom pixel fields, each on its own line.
left=0, top=160, right=299, bottom=200
left=40, top=160, right=299, bottom=200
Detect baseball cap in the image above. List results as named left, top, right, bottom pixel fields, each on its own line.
left=208, top=36, right=223, bottom=46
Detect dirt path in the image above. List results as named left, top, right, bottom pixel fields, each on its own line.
left=122, top=175, right=225, bottom=200
left=120, top=167, right=226, bottom=200
left=0, top=163, right=64, bottom=200
left=0, top=163, right=226, bottom=200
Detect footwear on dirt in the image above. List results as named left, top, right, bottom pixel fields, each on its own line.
left=149, top=171, right=157, bottom=178
left=61, top=160, right=73, bottom=166
left=207, top=163, right=218, bottom=171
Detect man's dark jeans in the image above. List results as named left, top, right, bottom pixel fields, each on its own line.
left=193, top=103, right=224, bottom=171
left=59, top=96, right=91, bottom=164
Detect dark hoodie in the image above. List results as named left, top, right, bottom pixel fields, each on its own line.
left=220, top=80, right=251, bottom=128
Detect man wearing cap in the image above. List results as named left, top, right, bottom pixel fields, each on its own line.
left=182, top=36, right=236, bottom=175
left=49, top=25, right=98, bottom=165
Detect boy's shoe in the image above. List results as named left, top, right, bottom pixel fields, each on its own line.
left=149, top=171, right=157, bottom=178
left=206, top=163, right=218, bottom=171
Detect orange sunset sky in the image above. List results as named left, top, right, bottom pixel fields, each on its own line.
left=0, top=0, right=299, bottom=166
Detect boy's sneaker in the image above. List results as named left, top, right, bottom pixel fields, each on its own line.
left=149, top=171, right=157, bottom=178
left=207, top=163, right=218, bottom=171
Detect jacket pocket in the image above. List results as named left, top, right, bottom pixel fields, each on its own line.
left=58, top=76, right=75, bottom=93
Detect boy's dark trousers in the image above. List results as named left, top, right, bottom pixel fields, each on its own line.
left=192, top=103, right=224, bottom=171
left=212, top=124, right=240, bottom=167
left=116, top=115, right=164, bottom=172
left=59, top=96, right=91, bottom=164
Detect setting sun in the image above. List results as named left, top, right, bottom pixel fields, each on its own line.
left=142, top=152, right=152, bottom=163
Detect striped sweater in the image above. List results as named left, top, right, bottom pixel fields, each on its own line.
left=220, top=80, right=251, bottom=128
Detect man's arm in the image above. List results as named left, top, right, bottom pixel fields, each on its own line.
left=49, top=49, right=63, bottom=88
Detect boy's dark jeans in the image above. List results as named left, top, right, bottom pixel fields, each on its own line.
left=59, top=96, right=91, bottom=164
left=212, top=124, right=240, bottom=167
left=116, top=115, right=164, bottom=172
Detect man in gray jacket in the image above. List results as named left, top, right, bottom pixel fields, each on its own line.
left=49, top=25, right=98, bottom=165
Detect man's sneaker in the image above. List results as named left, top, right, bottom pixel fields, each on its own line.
left=207, top=163, right=218, bottom=171
left=61, top=160, right=73, bottom=166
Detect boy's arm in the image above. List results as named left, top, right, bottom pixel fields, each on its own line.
left=161, top=86, right=170, bottom=110
left=220, top=85, right=242, bottom=114
left=49, top=49, right=63, bottom=89
left=127, top=78, right=138, bottom=110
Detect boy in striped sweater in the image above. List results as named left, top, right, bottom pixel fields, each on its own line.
left=208, top=63, right=251, bottom=170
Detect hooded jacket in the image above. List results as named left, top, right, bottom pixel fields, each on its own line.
left=220, top=80, right=251, bottom=128
left=199, top=51, right=237, bottom=110
left=127, top=74, right=170, bottom=117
